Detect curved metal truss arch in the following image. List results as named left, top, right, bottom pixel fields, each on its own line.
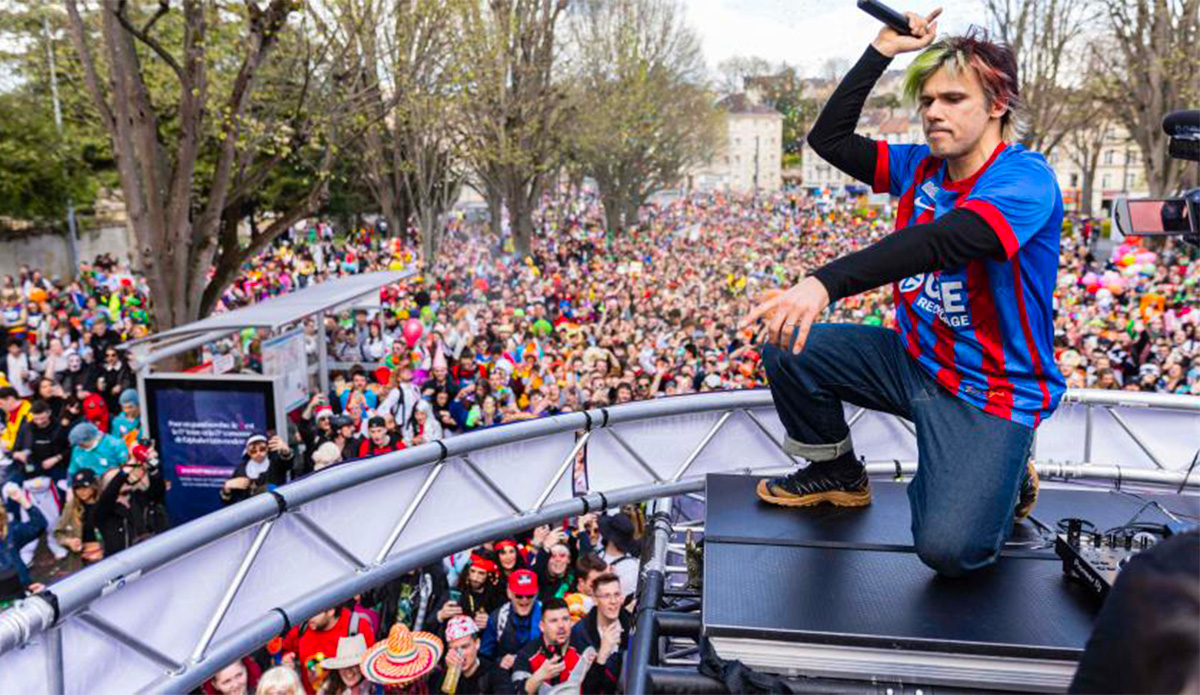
left=0, top=389, right=1196, bottom=693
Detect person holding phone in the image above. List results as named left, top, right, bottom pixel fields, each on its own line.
left=220, top=432, right=294, bottom=505
left=744, top=8, right=1065, bottom=577
left=510, top=598, right=584, bottom=695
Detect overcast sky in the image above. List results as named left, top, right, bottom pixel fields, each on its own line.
left=687, top=0, right=985, bottom=76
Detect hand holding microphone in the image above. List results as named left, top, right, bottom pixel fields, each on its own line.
left=867, top=4, right=941, bottom=57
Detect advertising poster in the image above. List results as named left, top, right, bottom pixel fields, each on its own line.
left=144, top=375, right=280, bottom=524
left=571, top=430, right=589, bottom=497
left=262, top=329, right=309, bottom=412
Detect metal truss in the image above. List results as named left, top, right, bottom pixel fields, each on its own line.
left=0, top=389, right=1195, bottom=694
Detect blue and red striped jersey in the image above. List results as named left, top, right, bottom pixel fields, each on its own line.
left=872, top=140, right=1066, bottom=428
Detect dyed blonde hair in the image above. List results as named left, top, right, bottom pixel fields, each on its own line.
left=902, top=27, right=1023, bottom=142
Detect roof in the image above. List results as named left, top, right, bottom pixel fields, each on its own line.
left=718, top=93, right=782, bottom=116
left=127, top=269, right=415, bottom=348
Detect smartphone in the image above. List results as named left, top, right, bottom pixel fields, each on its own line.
left=857, top=0, right=913, bottom=35
left=449, top=589, right=462, bottom=603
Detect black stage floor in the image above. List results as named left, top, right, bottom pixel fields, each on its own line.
left=700, top=473, right=1199, bottom=691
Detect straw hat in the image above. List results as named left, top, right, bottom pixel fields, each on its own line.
left=360, top=624, right=443, bottom=687
left=321, top=634, right=368, bottom=670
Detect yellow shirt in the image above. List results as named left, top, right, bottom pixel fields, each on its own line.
left=2, top=399, right=30, bottom=452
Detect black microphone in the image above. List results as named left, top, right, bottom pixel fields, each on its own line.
left=1163, top=110, right=1199, bottom=139
left=857, top=0, right=914, bottom=36
left=1164, top=110, right=1199, bottom=162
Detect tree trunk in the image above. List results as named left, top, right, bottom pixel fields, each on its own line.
left=602, top=200, right=623, bottom=237
left=508, top=186, right=534, bottom=257
left=418, top=207, right=438, bottom=272
left=485, top=184, right=503, bottom=238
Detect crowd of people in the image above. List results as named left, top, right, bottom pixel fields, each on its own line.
left=0, top=188, right=1197, bottom=692
left=211, top=508, right=641, bottom=694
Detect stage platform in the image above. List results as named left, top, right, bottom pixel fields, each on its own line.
left=700, top=473, right=1199, bottom=692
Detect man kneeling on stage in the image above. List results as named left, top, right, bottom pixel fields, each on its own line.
left=743, top=10, right=1065, bottom=577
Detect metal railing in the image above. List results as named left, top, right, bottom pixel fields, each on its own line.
left=0, top=389, right=1195, bottom=694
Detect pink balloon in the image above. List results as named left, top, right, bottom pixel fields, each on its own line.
left=403, top=318, right=423, bottom=347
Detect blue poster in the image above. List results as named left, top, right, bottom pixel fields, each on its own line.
left=147, top=381, right=272, bottom=524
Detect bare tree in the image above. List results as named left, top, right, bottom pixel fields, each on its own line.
left=819, top=57, right=849, bottom=83
left=63, top=0, right=370, bottom=327
left=568, top=0, right=722, bottom=235
left=714, top=54, right=773, bottom=96
left=338, top=0, right=464, bottom=266
left=1065, top=107, right=1112, bottom=217
left=455, top=0, right=571, bottom=256
left=1092, top=0, right=1200, bottom=196
left=983, top=0, right=1096, bottom=156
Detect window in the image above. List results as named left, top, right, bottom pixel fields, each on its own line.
left=1125, top=172, right=1136, bottom=189
left=1102, top=174, right=1111, bottom=189
left=1104, top=150, right=1114, bottom=166
left=1070, top=173, right=1079, bottom=188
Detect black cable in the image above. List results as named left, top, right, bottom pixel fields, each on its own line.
left=1057, top=517, right=1096, bottom=534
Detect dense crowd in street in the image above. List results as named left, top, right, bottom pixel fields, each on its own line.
left=0, top=189, right=1197, bottom=692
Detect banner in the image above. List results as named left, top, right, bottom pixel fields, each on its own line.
left=143, top=375, right=282, bottom=524
left=262, top=329, right=309, bottom=411
left=571, top=430, right=589, bottom=497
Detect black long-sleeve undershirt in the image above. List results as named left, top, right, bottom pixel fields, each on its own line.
left=812, top=210, right=1004, bottom=302
left=805, top=45, right=1006, bottom=304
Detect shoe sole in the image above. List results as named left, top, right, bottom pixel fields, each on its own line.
left=1014, top=460, right=1039, bottom=522
left=755, top=479, right=872, bottom=507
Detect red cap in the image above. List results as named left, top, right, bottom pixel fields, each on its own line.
left=508, top=569, right=538, bottom=596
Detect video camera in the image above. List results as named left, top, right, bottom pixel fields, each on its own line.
left=1111, top=109, right=1199, bottom=246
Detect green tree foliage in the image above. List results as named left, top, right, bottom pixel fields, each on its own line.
left=56, top=0, right=374, bottom=328
left=0, top=3, right=115, bottom=228
left=568, top=0, right=721, bottom=235
left=0, top=91, right=100, bottom=224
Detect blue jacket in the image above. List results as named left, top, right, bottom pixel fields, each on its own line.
left=67, top=434, right=129, bottom=479
left=480, top=600, right=542, bottom=663
left=2, top=505, right=47, bottom=588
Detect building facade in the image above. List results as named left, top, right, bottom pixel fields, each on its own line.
left=690, top=91, right=783, bottom=194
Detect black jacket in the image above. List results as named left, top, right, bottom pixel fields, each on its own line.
left=88, top=361, right=135, bottom=413
left=12, top=419, right=69, bottom=483
left=570, top=605, right=633, bottom=694
left=91, top=468, right=169, bottom=557
left=429, top=657, right=512, bottom=695
left=219, top=450, right=294, bottom=505
left=367, top=564, right=449, bottom=636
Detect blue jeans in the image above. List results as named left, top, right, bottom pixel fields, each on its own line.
left=761, top=323, right=1034, bottom=577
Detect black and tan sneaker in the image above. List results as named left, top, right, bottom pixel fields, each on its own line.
left=1014, top=459, right=1039, bottom=522
left=756, top=464, right=872, bottom=508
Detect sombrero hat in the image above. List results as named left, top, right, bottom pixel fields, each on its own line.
left=360, top=623, right=443, bottom=687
